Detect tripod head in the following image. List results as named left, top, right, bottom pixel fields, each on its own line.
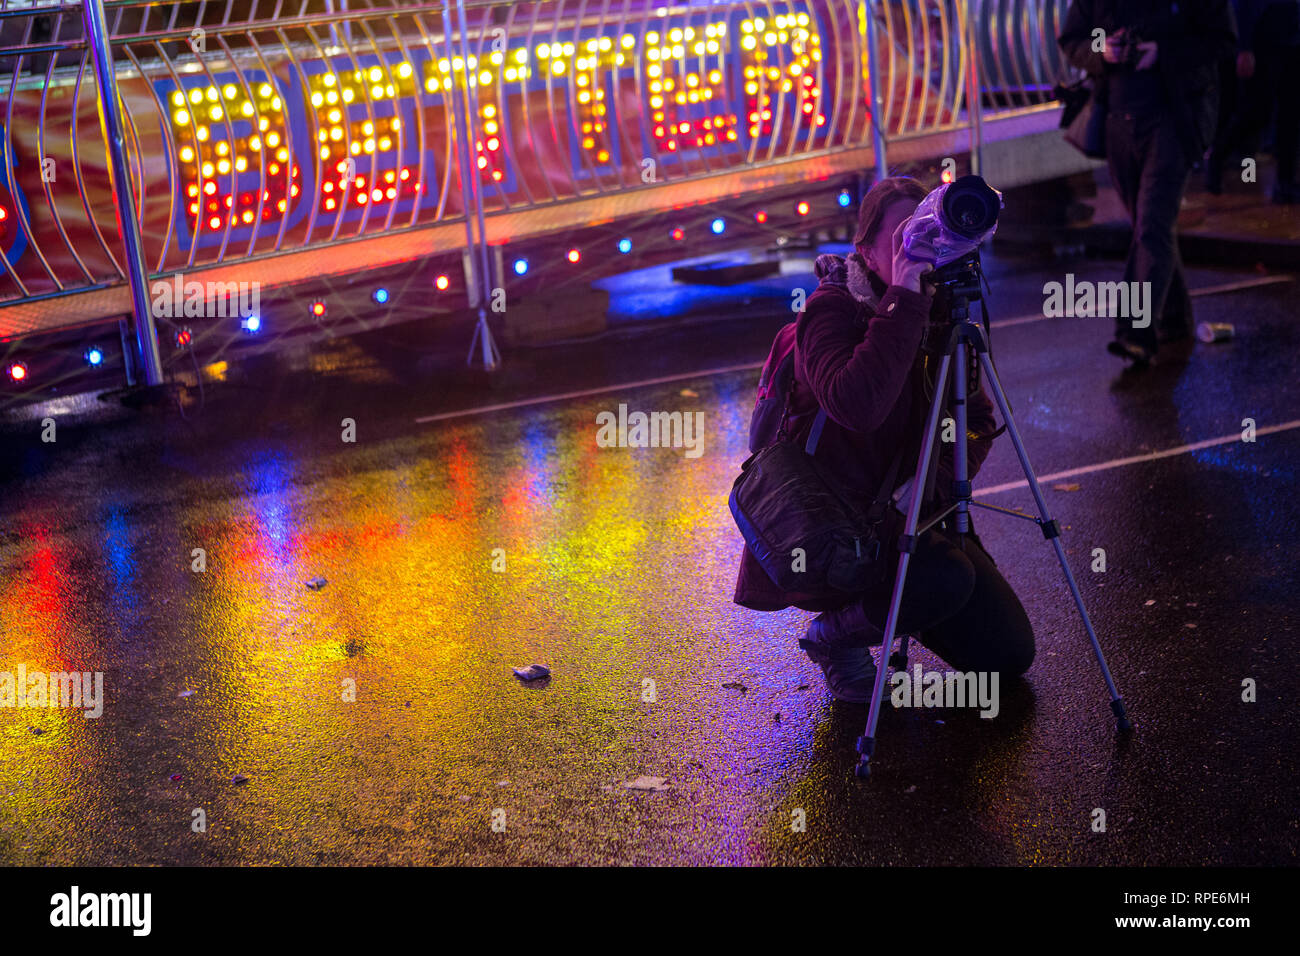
left=927, top=249, right=985, bottom=305
left=920, top=249, right=988, bottom=358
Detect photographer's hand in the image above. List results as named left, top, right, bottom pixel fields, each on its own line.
left=891, top=218, right=934, bottom=295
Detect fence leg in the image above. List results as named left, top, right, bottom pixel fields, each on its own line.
left=82, top=0, right=164, bottom=388
left=442, top=0, right=500, bottom=372
left=863, top=0, right=888, bottom=182
left=964, top=0, right=985, bottom=176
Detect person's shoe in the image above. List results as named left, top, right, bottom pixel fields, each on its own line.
left=804, top=600, right=886, bottom=649
left=798, top=638, right=879, bottom=703
left=1107, top=337, right=1154, bottom=367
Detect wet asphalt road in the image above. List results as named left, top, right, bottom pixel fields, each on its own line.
left=0, top=248, right=1297, bottom=866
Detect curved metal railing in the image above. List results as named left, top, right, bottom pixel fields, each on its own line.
left=0, top=0, right=1077, bottom=356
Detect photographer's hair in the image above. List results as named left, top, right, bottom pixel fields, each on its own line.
left=852, top=175, right=928, bottom=247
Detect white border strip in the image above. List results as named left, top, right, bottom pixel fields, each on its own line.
left=413, top=361, right=764, bottom=424
left=415, top=275, right=1295, bottom=425
left=974, top=419, right=1300, bottom=496
left=988, top=274, right=1293, bottom=330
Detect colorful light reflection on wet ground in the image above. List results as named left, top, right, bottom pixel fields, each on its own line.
left=0, top=254, right=1297, bottom=865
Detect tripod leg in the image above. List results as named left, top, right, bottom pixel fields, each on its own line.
left=974, top=351, right=1133, bottom=732
left=856, top=352, right=955, bottom=780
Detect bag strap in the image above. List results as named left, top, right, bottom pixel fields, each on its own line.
left=803, top=402, right=904, bottom=520
left=803, top=408, right=828, bottom=455
left=865, top=447, right=906, bottom=522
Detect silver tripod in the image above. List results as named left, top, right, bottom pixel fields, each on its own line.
left=854, top=255, right=1133, bottom=780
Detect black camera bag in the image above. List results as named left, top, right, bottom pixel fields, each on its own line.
left=730, top=398, right=904, bottom=597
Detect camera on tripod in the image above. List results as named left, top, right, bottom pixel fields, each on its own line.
left=903, top=174, right=1002, bottom=352
left=902, top=174, right=1002, bottom=283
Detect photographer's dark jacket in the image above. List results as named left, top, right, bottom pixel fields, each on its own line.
left=733, top=253, right=999, bottom=612
left=1058, top=0, right=1236, bottom=165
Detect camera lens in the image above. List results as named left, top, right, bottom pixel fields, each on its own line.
left=940, top=175, right=1000, bottom=239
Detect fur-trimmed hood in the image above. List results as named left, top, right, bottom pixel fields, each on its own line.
left=812, top=251, right=882, bottom=310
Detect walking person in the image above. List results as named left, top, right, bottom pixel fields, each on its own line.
left=1059, top=1, right=1236, bottom=365
left=1207, top=1, right=1300, bottom=203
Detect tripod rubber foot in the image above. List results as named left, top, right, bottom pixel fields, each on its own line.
left=855, top=735, right=875, bottom=756
left=854, top=760, right=872, bottom=780
left=888, top=651, right=908, bottom=670
left=1111, top=698, right=1134, bottom=732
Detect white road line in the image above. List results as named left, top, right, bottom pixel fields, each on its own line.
left=988, top=274, right=1293, bottom=330
left=974, top=419, right=1300, bottom=497
left=415, top=275, right=1294, bottom=424
left=413, top=360, right=764, bottom=423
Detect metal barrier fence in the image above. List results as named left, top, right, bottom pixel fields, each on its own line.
left=0, top=0, right=1077, bottom=385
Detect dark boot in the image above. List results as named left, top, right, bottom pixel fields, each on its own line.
left=803, top=599, right=885, bottom=649
left=799, top=601, right=889, bottom=703
left=798, top=640, right=879, bottom=703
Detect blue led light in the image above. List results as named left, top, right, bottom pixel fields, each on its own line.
left=838, top=190, right=853, bottom=208
left=84, top=347, right=104, bottom=366
left=618, top=238, right=632, bottom=254
left=711, top=218, right=725, bottom=234
left=242, top=315, right=262, bottom=333
left=373, top=287, right=390, bottom=304
left=513, top=258, right=529, bottom=275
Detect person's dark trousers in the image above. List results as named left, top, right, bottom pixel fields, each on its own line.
left=856, top=526, right=1036, bottom=677
left=1106, top=111, right=1195, bottom=351
left=1206, top=53, right=1238, bottom=191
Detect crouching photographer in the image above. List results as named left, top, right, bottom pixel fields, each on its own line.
left=732, top=176, right=1035, bottom=702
